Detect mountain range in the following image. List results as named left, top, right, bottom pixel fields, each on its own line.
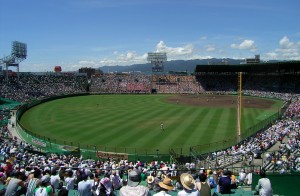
left=99, top=58, right=245, bottom=73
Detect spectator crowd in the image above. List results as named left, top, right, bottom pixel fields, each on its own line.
left=0, top=72, right=300, bottom=195
left=0, top=74, right=87, bottom=102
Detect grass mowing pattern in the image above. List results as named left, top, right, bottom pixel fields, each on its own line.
left=19, top=94, right=283, bottom=154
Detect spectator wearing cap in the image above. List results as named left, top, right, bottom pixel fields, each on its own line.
left=34, top=175, right=54, bottom=196
left=177, top=173, right=200, bottom=196
left=119, top=168, right=150, bottom=196
left=78, top=174, right=92, bottom=196
left=238, top=169, right=246, bottom=185
left=153, top=177, right=174, bottom=196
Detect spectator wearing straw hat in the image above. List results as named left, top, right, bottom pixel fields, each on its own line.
left=177, top=173, right=200, bottom=196
left=147, top=175, right=155, bottom=190
left=153, top=177, right=174, bottom=196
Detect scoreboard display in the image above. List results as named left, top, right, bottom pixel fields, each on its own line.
left=147, top=52, right=167, bottom=73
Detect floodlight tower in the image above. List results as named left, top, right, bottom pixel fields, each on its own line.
left=0, top=41, right=27, bottom=82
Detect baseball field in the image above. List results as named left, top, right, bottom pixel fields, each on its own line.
left=19, top=94, right=283, bottom=154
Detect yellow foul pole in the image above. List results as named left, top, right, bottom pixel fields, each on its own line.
left=237, top=72, right=242, bottom=140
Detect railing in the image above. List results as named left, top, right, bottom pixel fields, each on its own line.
left=169, top=148, right=180, bottom=165
left=190, top=108, right=285, bottom=156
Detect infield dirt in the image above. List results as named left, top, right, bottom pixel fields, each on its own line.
left=166, top=94, right=275, bottom=109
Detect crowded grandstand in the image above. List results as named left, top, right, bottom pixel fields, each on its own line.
left=0, top=61, right=300, bottom=195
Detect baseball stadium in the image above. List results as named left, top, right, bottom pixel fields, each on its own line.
left=1, top=44, right=300, bottom=195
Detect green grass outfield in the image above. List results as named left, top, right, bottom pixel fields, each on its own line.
left=19, top=94, right=283, bottom=155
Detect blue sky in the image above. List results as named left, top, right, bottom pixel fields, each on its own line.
left=1, top=0, right=299, bottom=72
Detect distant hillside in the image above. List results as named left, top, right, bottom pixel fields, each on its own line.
left=99, top=58, right=245, bottom=73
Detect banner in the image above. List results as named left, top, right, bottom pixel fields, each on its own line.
left=96, top=151, right=128, bottom=160
left=32, top=138, right=46, bottom=147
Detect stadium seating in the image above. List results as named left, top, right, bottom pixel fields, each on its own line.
left=1, top=72, right=300, bottom=195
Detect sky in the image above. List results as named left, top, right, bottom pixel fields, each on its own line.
left=0, top=0, right=300, bottom=72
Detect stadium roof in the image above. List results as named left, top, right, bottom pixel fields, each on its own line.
left=195, top=61, right=300, bottom=73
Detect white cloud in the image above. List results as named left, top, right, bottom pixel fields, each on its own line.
left=155, top=41, right=194, bottom=59
left=231, top=39, right=257, bottom=52
left=205, top=45, right=216, bottom=52
left=116, top=51, right=147, bottom=63
left=65, top=41, right=195, bottom=70
left=200, top=36, right=207, bottom=40
left=78, top=60, right=96, bottom=66
left=64, top=51, right=148, bottom=71
left=279, top=36, right=294, bottom=48
left=19, top=41, right=211, bottom=71
left=190, top=54, right=213, bottom=59
left=264, top=52, right=278, bottom=59
left=264, top=36, right=300, bottom=60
